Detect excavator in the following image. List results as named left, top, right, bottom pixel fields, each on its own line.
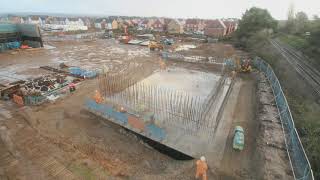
left=148, top=34, right=164, bottom=51
left=236, top=57, right=252, bottom=73
left=148, top=41, right=164, bottom=51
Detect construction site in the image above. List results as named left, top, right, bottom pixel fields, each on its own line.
left=0, top=26, right=298, bottom=179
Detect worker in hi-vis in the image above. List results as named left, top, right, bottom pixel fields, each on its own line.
left=196, top=156, right=208, bottom=180
left=94, top=90, right=103, bottom=103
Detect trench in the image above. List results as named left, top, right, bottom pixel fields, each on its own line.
left=123, top=128, right=194, bottom=160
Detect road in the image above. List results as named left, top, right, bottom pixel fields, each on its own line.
left=270, top=39, right=320, bottom=97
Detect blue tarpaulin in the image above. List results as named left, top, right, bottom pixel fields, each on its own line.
left=69, top=67, right=97, bottom=78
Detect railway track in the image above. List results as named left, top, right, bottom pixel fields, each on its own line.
left=270, top=39, right=320, bottom=97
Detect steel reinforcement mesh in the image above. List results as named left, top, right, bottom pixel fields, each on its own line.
left=253, top=57, right=314, bottom=180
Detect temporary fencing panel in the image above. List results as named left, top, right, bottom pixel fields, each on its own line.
left=253, top=57, right=314, bottom=180
left=24, top=95, right=46, bottom=105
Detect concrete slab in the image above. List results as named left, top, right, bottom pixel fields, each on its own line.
left=88, top=67, right=233, bottom=158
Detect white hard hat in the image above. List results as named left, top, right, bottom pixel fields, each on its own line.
left=200, top=156, right=206, bottom=162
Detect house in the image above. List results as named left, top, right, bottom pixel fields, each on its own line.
left=131, top=19, right=140, bottom=26
left=167, top=19, right=184, bottom=34
left=0, top=17, right=9, bottom=23
left=94, top=18, right=106, bottom=29
left=223, top=20, right=238, bottom=35
left=204, top=19, right=227, bottom=37
left=111, top=19, right=118, bottom=30
left=151, top=19, right=164, bottom=31
left=65, top=18, right=84, bottom=26
left=105, top=19, right=112, bottom=30
left=125, top=19, right=133, bottom=27
left=8, top=16, right=22, bottom=24
left=45, top=16, right=65, bottom=25
left=147, top=19, right=155, bottom=29
left=28, top=16, right=44, bottom=25
left=184, top=19, right=200, bottom=32
left=52, top=17, right=66, bottom=25
left=138, top=19, right=149, bottom=29
left=162, top=18, right=172, bottom=32
left=84, top=18, right=94, bottom=29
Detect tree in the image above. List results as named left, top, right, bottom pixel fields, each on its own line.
left=286, top=2, right=295, bottom=32
left=294, top=11, right=309, bottom=34
left=235, top=7, right=277, bottom=48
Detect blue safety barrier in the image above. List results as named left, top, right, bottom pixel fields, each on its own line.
left=253, top=57, right=314, bottom=180
left=145, top=124, right=166, bottom=141
left=85, top=100, right=127, bottom=125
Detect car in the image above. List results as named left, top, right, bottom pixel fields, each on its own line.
left=233, top=126, right=244, bottom=150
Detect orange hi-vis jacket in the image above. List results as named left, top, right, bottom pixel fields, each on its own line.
left=196, top=160, right=208, bottom=180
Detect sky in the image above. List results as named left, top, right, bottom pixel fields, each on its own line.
left=0, top=0, right=319, bottom=20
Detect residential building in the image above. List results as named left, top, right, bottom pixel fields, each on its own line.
left=84, top=18, right=94, bottom=29
left=28, top=16, right=44, bottom=25
left=112, top=19, right=118, bottom=30
left=138, top=19, right=149, bottom=29
left=204, top=19, right=227, bottom=37
left=223, top=20, right=238, bottom=35
left=8, top=16, right=22, bottom=24
left=94, top=18, right=105, bottom=29
left=65, top=18, right=84, bottom=26
left=151, top=19, right=164, bottom=31
left=167, top=19, right=184, bottom=34
left=185, top=19, right=200, bottom=32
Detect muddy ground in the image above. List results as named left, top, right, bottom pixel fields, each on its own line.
left=0, top=39, right=291, bottom=179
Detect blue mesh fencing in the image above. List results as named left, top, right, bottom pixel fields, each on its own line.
left=253, top=57, right=314, bottom=180
left=24, top=95, right=47, bottom=105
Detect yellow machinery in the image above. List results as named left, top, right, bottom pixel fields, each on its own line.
left=149, top=41, right=164, bottom=51
left=235, top=57, right=252, bottom=73
left=240, top=59, right=252, bottom=73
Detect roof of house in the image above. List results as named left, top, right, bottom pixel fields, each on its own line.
left=138, top=19, right=148, bottom=25
left=223, top=20, right=238, bottom=27
left=67, top=17, right=81, bottom=21
left=168, top=19, right=182, bottom=26
left=185, top=19, right=200, bottom=25
left=163, top=18, right=172, bottom=25
left=153, top=19, right=163, bottom=26
left=55, top=17, right=66, bottom=21
left=205, top=19, right=226, bottom=29
left=30, top=16, right=39, bottom=21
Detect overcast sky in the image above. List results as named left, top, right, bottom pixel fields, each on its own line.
left=1, top=0, right=319, bottom=20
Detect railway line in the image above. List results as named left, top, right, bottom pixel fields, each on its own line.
left=270, top=39, right=320, bottom=97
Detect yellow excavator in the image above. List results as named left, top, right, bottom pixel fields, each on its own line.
left=236, top=57, right=252, bottom=73
left=148, top=41, right=164, bottom=51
